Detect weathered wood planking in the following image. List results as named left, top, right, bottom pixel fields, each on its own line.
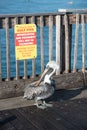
left=1, top=98, right=87, bottom=130
left=40, top=16, right=44, bottom=73
left=0, top=71, right=86, bottom=99
left=64, top=15, right=70, bottom=73
left=56, top=15, right=61, bottom=75
left=81, top=14, right=86, bottom=73
left=0, top=88, right=87, bottom=111
left=14, top=17, right=19, bottom=80
left=1, top=13, right=87, bottom=28
left=5, top=18, right=10, bottom=81
left=31, top=16, right=36, bottom=78
left=49, top=15, right=53, bottom=61
left=73, top=14, right=79, bottom=72
left=0, top=33, right=1, bottom=82
left=22, top=16, right=28, bottom=79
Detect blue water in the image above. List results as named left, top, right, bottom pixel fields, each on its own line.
left=0, top=0, right=87, bottom=78
left=0, top=0, right=87, bottom=14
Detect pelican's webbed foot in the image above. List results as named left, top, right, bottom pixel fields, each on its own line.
left=42, top=101, right=53, bottom=107
left=34, top=100, right=47, bottom=109
left=34, top=100, right=53, bottom=109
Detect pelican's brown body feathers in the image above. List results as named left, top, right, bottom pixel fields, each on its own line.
left=24, top=81, right=55, bottom=101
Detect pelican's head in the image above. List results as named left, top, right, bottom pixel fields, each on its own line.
left=46, top=61, right=59, bottom=71
left=36, top=61, right=59, bottom=86
left=44, top=61, right=59, bottom=84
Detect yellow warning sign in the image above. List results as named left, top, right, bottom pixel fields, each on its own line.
left=14, top=24, right=37, bottom=60
left=15, top=45, right=37, bottom=60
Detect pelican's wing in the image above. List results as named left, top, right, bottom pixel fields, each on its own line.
left=35, top=85, right=54, bottom=101
left=23, top=82, right=47, bottom=99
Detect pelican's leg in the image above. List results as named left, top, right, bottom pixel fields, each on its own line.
left=34, top=100, right=47, bottom=109
left=34, top=100, right=39, bottom=107
left=42, top=101, right=53, bottom=107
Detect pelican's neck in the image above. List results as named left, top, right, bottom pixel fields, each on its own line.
left=48, top=68, right=56, bottom=78
left=44, top=68, right=56, bottom=84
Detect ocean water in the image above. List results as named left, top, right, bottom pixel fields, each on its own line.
left=0, top=0, right=87, bottom=78
left=0, top=0, right=87, bottom=14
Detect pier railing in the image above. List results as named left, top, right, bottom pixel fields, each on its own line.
left=0, top=9, right=87, bottom=98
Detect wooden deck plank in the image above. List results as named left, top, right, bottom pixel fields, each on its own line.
left=27, top=106, right=65, bottom=130
left=0, top=87, right=87, bottom=111
left=0, top=111, right=16, bottom=130
left=0, top=98, right=87, bottom=130
left=0, top=89, right=87, bottom=130
left=0, top=96, right=36, bottom=111
left=53, top=99, right=87, bottom=130
left=37, top=106, right=77, bottom=130
left=10, top=109, right=37, bottom=130
left=17, top=106, right=57, bottom=130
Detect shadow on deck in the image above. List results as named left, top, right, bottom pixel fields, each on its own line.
left=0, top=88, right=87, bottom=130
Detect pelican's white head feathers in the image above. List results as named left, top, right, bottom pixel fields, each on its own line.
left=46, top=61, right=59, bottom=71
left=44, top=61, right=59, bottom=84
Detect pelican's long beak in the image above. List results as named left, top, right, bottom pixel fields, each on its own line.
left=35, top=67, right=49, bottom=86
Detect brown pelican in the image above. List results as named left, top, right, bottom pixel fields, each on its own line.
left=23, top=61, right=59, bottom=109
